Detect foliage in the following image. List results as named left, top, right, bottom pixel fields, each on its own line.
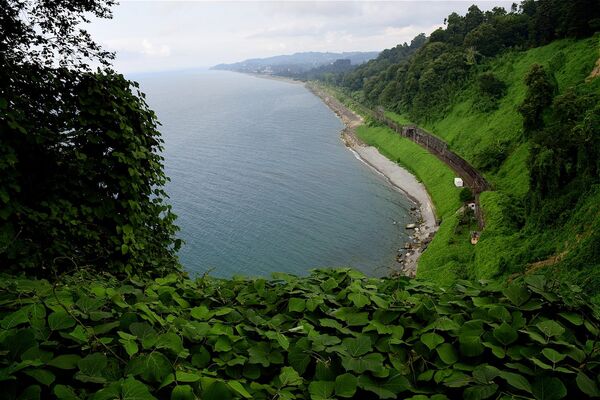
left=0, top=0, right=116, bottom=70
left=337, top=1, right=598, bottom=122
left=1, top=269, right=600, bottom=400
left=527, top=87, right=600, bottom=224
left=341, top=34, right=427, bottom=92
left=518, top=64, right=557, bottom=133
left=0, top=0, right=181, bottom=277
left=459, top=188, right=474, bottom=203
left=473, top=72, right=507, bottom=111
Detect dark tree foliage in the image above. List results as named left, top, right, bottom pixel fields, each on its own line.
left=477, top=72, right=507, bottom=99
left=518, top=64, right=556, bottom=134
left=526, top=85, right=600, bottom=225
left=341, top=34, right=426, bottom=92
left=0, top=0, right=181, bottom=277
left=0, top=0, right=116, bottom=70
left=464, top=22, right=502, bottom=57
left=337, top=0, right=599, bottom=123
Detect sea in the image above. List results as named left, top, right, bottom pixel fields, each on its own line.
left=134, top=70, right=415, bottom=278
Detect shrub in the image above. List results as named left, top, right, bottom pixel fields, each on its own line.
left=1, top=269, right=599, bottom=400
left=459, top=188, right=475, bottom=203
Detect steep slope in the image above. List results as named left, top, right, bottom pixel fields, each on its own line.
left=332, top=35, right=600, bottom=299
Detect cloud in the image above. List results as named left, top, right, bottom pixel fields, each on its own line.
left=88, top=0, right=515, bottom=73
left=101, top=37, right=171, bottom=58
left=141, top=39, right=171, bottom=57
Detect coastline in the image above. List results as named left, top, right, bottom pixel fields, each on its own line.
left=307, top=83, right=438, bottom=277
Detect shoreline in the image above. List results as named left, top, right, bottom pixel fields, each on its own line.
left=307, top=83, right=438, bottom=277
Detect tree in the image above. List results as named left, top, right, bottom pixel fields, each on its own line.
left=518, top=64, right=556, bottom=133
left=565, top=0, right=600, bottom=37
left=464, top=23, right=501, bottom=57
left=0, top=0, right=181, bottom=277
left=464, top=5, right=485, bottom=33
left=0, top=0, right=116, bottom=70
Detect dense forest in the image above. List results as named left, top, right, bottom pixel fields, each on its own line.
left=2, top=1, right=600, bottom=399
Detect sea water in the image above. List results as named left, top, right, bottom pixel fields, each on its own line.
left=135, top=70, right=414, bottom=277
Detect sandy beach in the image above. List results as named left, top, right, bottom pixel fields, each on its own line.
left=307, top=83, right=438, bottom=276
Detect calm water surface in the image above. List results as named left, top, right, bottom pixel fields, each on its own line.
left=135, top=70, right=414, bottom=277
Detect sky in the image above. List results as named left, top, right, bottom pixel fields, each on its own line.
left=88, top=1, right=515, bottom=73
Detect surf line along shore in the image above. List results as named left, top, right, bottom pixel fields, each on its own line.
left=306, top=83, right=438, bottom=277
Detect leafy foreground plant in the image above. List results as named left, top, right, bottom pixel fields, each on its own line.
left=1, top=269, right=599, bottom=400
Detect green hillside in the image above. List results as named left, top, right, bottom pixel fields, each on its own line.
left=325, top=4, right=600, bottom=298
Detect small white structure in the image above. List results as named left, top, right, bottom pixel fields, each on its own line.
left=454, top=177, right=464, bottom=187
left=468, top=202, right=476, bottom=211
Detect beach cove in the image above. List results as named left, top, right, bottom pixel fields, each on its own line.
left=307, top=83, right=439, bottom=276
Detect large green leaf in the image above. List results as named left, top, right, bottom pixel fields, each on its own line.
left=342, top=335, right=372, bottom=357
left=1, top=308, right=30, bottom=329
left=503, top=285, right=530, bottom=306
left=357, top=375, right=396, bottom=399
left=176, top=371, right=200, bottom=383
left=542, top=348, right=566, bottom=364
left=576, top=371, right=600, bottom=398
left=171, top=385, right=195, bottom=400
left=341, top=352, right=385, bottom=374
left=436, top=343, right=458, bottom=364
left=532, top=376, right=567, bottom=400
left=128, top=352, right=172, bottom=384
left=348, top=293, right=370, bottom=308
left=334, top=373, right=357, bottom=398
left=279, top=366, right=303, bottom=387
left=76, top=353, right=107, bottom=383
left=23, top=369, right=55, bottom=386
left=493, top=322, right=518, bottom=345
left=129, top=322, right=159, bottom=349
left=121, top=377, right=157, bottom=400
left=18, top=385, right=41, bottom=400
left=228, top=381, right=252, bottom=399
left=53, top=385, right=79, bottom=400
left=48, top=355, right=81, bottom=370
left=203, top=381, right=232, bottom=400
left=536, top=320, right=565, bottom=338
left=308, top=381, right=335, bottom=400
left=499, top=371, right=532, bottom=394
left=288, top=298, right=306, bottom=313
left=463, top=384, right=498, bottom=400
left=288, top=338, right=311, bottom=374
left=421, top=332, right=445, bottom=350
left=48, top=311, right=76, bottom=331
left=473, top=365, right=499, bottom=384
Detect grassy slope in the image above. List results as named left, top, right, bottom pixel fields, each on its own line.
left=425, top=38, right=598, bottom=196
left=355, top=125, right=470, bottom=285
left=345, top=37, right=600, bottom=288
left=438, top=37, right=600, bottom=283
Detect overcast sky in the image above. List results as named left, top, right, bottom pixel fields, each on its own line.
left=88, top=1, right=514, bottom=73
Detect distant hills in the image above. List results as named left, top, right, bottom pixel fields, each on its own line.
left=211, top=51, right=379, bottom=76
